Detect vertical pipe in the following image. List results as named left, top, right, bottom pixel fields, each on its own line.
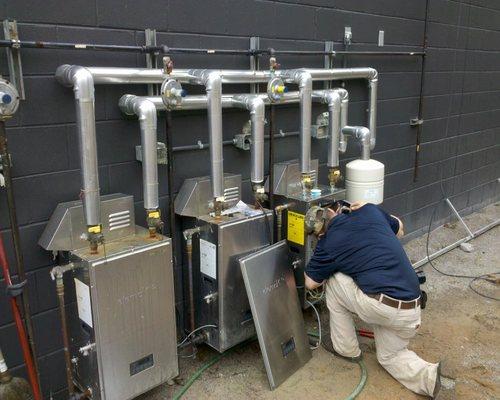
left=136, top=100, right=159, bottom=211
left=0, top=232, right=41, bottom=400
left=55, top=276, right=74, bottom=396
left=55, top=65, right=101, bottom=236
left=0, top=121, right=39, bottom=378
left=298, top=72, right=313, bottom=175
left=339, top=92, right=349, bottom=152
left=413, top=0, right=430, bottom=182
left=165, top=111, right=176, bottom=261
left=368, top=77, right=378, bottom=150
left=204, top=72, right=224, bottom=209
left=268, top=104, right=276, bottom=231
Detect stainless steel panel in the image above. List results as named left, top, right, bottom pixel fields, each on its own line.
left=270, top=159, right=319, bottom=197
left=70, top=230, right=178, bottom=400
left=273, top=187, right=345, bottom=308
left=39, top=194, right=135, bottom=251
left=239, top=240, right=312, bottom=390
left=174, top=174, right=241, bottom=217
left=194, top=210, right=273, bottom=352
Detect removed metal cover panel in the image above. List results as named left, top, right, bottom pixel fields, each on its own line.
left=239, top=240, right=311, bottom=390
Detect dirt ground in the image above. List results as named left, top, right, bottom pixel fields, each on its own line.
left=140, top=203, right=499, bottom=400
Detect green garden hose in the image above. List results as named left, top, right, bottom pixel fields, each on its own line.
left=174, top=334, right=367, bottom=400
left=173, top=339, right=255, bottom=400
left=308, top=331, right=368, bottom=400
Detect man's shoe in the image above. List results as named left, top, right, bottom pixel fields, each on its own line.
left=321, top=332, right=362, bottom=363
left=432, top=362, right=442, bottom=399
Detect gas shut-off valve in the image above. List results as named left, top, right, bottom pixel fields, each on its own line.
left=0, top=79, right=20, bottom=120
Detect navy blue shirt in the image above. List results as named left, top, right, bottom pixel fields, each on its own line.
left=305, top=204, right=421, bottom=300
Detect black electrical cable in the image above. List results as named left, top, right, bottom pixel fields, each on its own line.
left=469, top=273, right=500, bottom=301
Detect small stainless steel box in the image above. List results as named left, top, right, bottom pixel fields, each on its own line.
left=69, top=231, right=178, bottom=400
left=192, top=211, right=273, bottom=352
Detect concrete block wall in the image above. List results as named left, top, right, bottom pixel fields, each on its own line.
left=0, top=0, right=499, bottom=397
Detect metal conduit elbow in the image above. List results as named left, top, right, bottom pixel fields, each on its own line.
left=342, top=126, right=371, bottom=160
left=56, top=65, right=102, bottom=246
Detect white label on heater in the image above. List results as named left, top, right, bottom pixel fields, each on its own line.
left=75, top=278, right=93, bottom=328
left=200, top=239, right=217, bottom=279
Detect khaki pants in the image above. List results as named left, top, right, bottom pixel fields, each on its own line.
left=325, top=272, right=438, bottom=397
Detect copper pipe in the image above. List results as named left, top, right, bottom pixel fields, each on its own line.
left=55, top=276, right=75, bottom=395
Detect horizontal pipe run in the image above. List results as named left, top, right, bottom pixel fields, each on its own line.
left=171, top=131, right=299, bottom=152
left=0, top=39, right=424, bottom=57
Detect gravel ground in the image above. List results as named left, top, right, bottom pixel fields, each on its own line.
left=140, top=202, right=499, bottom=400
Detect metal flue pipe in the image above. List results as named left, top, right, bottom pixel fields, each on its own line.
left=281, top=70, right=313, bottom=188
left=119, top=95, right=162, bottom=235
left=55, top=65, right=101, bottom=248
left=186, top=70, right=225, bottom=214
left=312, top=88, right=349, bottom=169
left=231, top=95, right=266, bottom=197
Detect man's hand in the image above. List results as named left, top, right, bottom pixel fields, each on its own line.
left=305, top=273, right=324, bottom=290
left=350, top=201, right=367, bottom=211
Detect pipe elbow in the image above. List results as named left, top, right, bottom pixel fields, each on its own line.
left=61, top=66, right=94, bottom=100
left=248, top=96, right=265, bottom=118
left=118, top=94, right=138, bottom=116
left=325, top=90, right=341, bottom=108
left=297, top=70, right=313, bottom=90
left=335, top=87, right=349, bottom=102
left=205, top=71, right=222, bottom=92
left=55, top=64, right=76, bottom=87
left=136, top=98, right=157, bottom=122
left=367, top=68, right=378, bottom=82
left=356, top=126, right=371, bottom=145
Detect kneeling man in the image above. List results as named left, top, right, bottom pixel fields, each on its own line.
left=305, top=201, right=440, bottom=398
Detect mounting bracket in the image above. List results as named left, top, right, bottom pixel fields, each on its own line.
left=249, top=36, right=260, bottom=94
left=2, top=20, right=25, bottom=99
left=145, top=28, right=159, bottom=96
